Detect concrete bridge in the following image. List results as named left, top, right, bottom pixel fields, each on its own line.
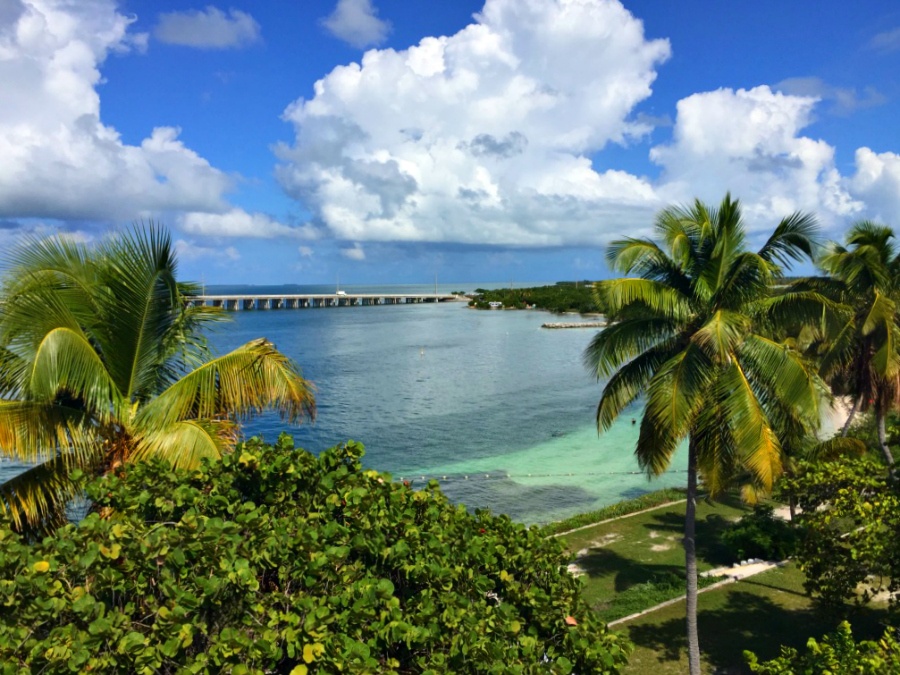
left=188, top=293, right=459, bottom=310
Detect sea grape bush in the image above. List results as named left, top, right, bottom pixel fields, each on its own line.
left=744, top=621, right=900, bottom=674
left=719, top=505, right=799, bottom=562
left=0, top=434, right=631, bottom=674
left=782, top=458, right=900, bottom=609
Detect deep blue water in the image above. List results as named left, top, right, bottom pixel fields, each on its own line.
left=0, top=284, right=691, bottom=524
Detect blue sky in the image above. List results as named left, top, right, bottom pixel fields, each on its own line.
left=3, top=0, right=900, bottom=285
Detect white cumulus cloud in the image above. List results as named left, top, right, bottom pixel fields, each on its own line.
left=321, top=0, right=390, bottom=49
left=651, top=85, right=863, bottom=234
left=175, top=239, right=240, bottom=263
left=848, top=148, right=900, bottom=224
left=154, top=6, right=260, bottom=49
left=278, top=0, right=671, bottom=247
left=0, top=0, right=237, bottom=224
left=179, top=209, right=316, bottom=239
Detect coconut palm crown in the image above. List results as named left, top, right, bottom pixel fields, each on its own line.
left=584, top=194, right=822, bottom=674
left=0, top=226, right=315, bottom=532
left=813, top=221, right=900, bottom=468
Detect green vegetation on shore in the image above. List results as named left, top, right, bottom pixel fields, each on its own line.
left=6, top=204, right=900, bottom=673
left=468, top=281, right=600, bottom=313
left=0, top=436, right=630, bottom=673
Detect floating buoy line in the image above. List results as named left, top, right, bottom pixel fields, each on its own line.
left=397, top=468, right=690, bottom=484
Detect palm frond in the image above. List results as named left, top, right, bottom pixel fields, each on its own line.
left=0, top=454, right=88, bottom=533
left=738, top=335, right=821, bottom=417
left=691, top=310, right=749, bottom=363
left=595, top=340, right=680, bottom=431
left=131, top=418, right=237, bottom=469
left=757, top=212, right=819, bottom=267
left=719, top=360, right=783, bottom=490
left=28, top=327, right=122, bottom=422
left=806, top=436, right=867, bottom=462
left=638, top=344, right=712, bottom=475
left=0, top=401, right=99, bottom=465
left=91, top=225, right=183, bottom=400
left=137, top=338, right=315, bottom=431
left=597, top=278, right=693, bottom=321
left=583, top=317, right=677, bottom=379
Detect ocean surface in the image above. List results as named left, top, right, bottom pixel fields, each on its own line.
left=0, top=282, right=693, bottom=525
left=200, top=283, right=690, bottom=524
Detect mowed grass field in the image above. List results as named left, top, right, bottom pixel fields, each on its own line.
left=559, top=493, right=750, bottom=621
left=558, top=497, right=892, bottom=674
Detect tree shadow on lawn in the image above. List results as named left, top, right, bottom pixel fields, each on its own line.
left=578, top=547, right=686, bottom=593
left=625, top=588, right=890, bottom=673
left=576, top=500, right=741, bottom=592
left=641, top=511, right=736, bottom=566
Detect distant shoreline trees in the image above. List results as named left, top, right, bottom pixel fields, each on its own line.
left=468, top=282, right=600, bottom=313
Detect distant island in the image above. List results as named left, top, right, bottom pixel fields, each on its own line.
left=468, top=281, right=600, bottom=314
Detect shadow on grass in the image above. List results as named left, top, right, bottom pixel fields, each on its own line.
left=577, top=497, right=745, bottom=593
left=578, top=547, right=685, bottom=593
left=641, top=510, right=737, bottom=566
left=625, top=588, right=891, bottom=673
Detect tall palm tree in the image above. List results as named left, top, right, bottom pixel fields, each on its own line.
left=814, top=222, right=900, bottom=470
left=0, top=226, right=315, bottom=532
left=584, top=194, right=822, bottom=674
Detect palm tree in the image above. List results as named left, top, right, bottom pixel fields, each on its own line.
left=813, top=222, right=900, bottom=470
left=0, top=226, right=315, bottom=532
left=584, top=194, right=822, bottom=674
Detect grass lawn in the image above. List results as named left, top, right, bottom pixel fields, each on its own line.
left=560, top=493, right=753, bottom=621
left=619, top=562, right=891, bottom=674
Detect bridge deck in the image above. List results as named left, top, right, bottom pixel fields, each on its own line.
left=189, top=293, right=459, bottom=310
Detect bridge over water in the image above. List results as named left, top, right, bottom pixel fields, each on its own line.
left=189, top=293, right=460, bottom=310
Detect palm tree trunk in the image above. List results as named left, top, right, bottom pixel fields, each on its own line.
left=685, top=439, right=701, bottom=675
left=877, top=411, right=896, bottom=479
left=840, top=395, right=862, bottom=437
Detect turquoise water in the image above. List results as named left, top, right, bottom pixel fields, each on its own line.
left=206, top=291, right=687, bottom=524
left=0, top=284, right=691, bottom=525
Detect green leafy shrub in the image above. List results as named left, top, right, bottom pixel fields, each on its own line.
left=0, top=435, right=631, bottom=674
left=784, top=458, right=900, bottom=609
left=719, top=505, right=799, bottom=562
left=468, top=284, right=600, bottom=314
left=745, top=621, right=900, bottom=673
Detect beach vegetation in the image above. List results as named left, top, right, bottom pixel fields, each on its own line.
left=468, top=283, right=600, bottom=314
left=783, top=456, right=900, bottom=610
left=584, top=193, right=822, bottom=674
left=745, top=621, right=900, bottom=674
left=0, top=435, right=631, bottom=674
left=798, top=221, right=900, bottom=470
left=718, top=504, right=800, bottom=562
left=0, top=226, right=315, bottom=533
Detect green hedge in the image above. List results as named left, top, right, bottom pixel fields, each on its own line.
left=745, top=622, right=900, bottom=674
left=0, top=435, right=631, bottom=674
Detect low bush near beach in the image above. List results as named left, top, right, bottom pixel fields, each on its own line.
left=719, top=505, right=799, bottom=562
left=745, top=621, right=900, bottom=674
left=0, top=435, right=630, bottom=674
